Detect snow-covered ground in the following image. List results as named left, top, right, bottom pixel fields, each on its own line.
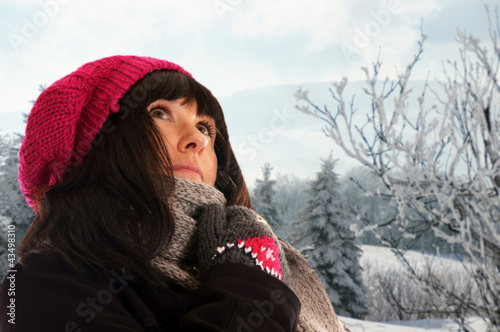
left=342, top=245, right=490, bottom=331
left=340, top=315, right=488, bottom=332
left=359, top=245, right=469, bottom=272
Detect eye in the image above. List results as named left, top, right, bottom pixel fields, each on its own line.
left=197, top=121, right=216, bottom=138
left=149, top=107, right=170, bottom=120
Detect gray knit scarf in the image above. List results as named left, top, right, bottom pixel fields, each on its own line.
left=153, top=177, right=350, bottom=332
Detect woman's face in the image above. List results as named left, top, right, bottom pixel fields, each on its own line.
left=147, top=98, right=218, bottom=186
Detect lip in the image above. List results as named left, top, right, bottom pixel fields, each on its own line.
left=172, top=162, right=204, bottom=181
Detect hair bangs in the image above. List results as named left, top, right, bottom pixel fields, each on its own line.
left=138, top=70, right=224, bottom=128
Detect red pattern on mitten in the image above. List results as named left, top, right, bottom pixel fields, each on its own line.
left=197, top=204, right=288, bottom=282
left=237, top=236, right=283, bottom=280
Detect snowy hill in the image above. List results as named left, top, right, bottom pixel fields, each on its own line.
left=359, top=245, right=472, bottom=274
left=340, top=315, right=488, bottom=332
left=0, top=79, right=443, bottom=185
left=341, top=245, right=490, bottom=332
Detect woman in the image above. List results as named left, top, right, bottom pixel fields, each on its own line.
left=0, top=56, right=349, bottom=331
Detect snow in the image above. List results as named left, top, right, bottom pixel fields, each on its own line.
left=339, top=316, right=488, bottom=332
left=359, top=245, right=473, bottom=277
left=336, top=245, right=490, bottom=331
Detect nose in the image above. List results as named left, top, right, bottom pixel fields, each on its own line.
left=178, top=126, right=209, bottom=153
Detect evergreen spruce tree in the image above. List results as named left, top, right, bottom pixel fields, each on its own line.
left=0, top=133, right=35, bottom=285
left=300, top=154, right=368, bottom=318
left=0, top=87, right=42, bottom=285
left=252, top=163, right=281, bottom=232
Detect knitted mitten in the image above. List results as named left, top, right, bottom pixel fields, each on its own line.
left=197, top=204, right=288, bottom=282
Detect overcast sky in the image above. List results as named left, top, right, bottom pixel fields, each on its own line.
left=1, top=0, right=494, bottom=110
left=0, top=0, right=495, bottom=182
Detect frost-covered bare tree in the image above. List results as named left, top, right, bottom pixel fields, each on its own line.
left=340, top=167, right=395, bottom=246
left=295, top=7, right=500, bottom=330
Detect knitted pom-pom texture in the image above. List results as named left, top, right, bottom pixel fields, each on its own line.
left=19, top=55, right=190, bottom=211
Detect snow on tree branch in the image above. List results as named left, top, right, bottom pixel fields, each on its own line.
left=295, top=7, right=500, bottom=330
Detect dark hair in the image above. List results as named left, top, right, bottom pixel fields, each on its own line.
left=19, top=70, right=251, bottom=284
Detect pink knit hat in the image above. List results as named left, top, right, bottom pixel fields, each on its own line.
left=19, top=55, right=191, bottom=211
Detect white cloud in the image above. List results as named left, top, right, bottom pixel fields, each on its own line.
left=229, top=0, right=350, bottom=50
left=335, top=0, right=451, bottom=81
left=396, top=0, right=443, bottom=20
left=273, top=128, right=327, bottom=139
left=1, top=0, right=495, bottom=114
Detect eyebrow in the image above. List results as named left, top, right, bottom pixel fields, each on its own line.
left=148, top=100, right=216, bottom=126
left=147, top=100, right=170, bottom=112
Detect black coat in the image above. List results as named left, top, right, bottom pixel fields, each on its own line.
left=0, top=253, right=300, bottom=331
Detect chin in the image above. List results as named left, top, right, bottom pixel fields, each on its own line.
left=173, top=170, right=203, bottom=183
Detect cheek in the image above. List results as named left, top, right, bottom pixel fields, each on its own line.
left=154, top=120, right=174, bottom=149
left=205, top=147, right=218, bottom=186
